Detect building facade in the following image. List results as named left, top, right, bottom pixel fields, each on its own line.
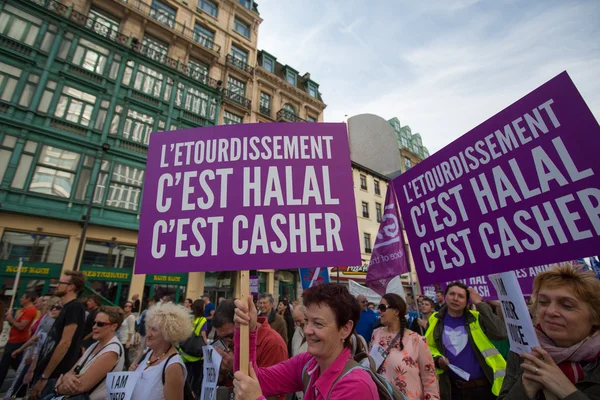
left=0, top=0, right=325, bottom=307
left=388, top=117, right=430, bottom=172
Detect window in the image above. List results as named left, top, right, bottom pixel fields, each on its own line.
left=262, top=56, right=274, bottom=72
left=283, top=103, right=296, bottom=115
left=198, top=0, right=218, bottom=17
left=360, top=174, right=367, bottom=190
left=40, top=24, right=58, bottom=53
left=19, top=73, right=40, bottom=107
left=193, top=23, right=215, bottom=48
left=122, top=109, right=155, bottom=145
left=234, top=17, right=250, bottom=38
left=308, top=83, right=318, bottom=98
left=96, top=162, right=144, bottom=211
left=142, top=35, right=168, bottom=62
left=72, top=38, right=110, bottom=75
left=150, top=0, right=176, bottom=28
left=0, top=5, right=41, bottom=46
left=188, top=58, right=209, bottom=77
left=374, top=180, right=380, bottom=195
left=125, top=61, right=166, bottom=98
left=231, top=45, right=248, bottom=64
left=75, top=155, right=95, bottom=201
left=0, top=62, right=22, bottom=103
left=0, top=135, right=17, bottom=183
left=37, top=80, right=56, bottom=114
left=307, top=116, right=316, bottom=123
left=29, top=146, right=81, bottom=198
left=82, top=240, right=136, bottom=269
left=224, top=111, right=242, bottom=125
left=181, top=85, right=214, bottom=119
left=364, top=233, right=372, bottom=253
left=285, top=69, right=296, bottom=86
left=400, top=137, right=408, bottom=148
left=0, top=230, right=69, bottom=264
left=259, top=92, right=270, bottom=115
left=227, top=75, right=246, bottom=97
left=54, top=86, right=97, bottom=127
left=362, top=202, right=369, bottom=218
left=11, top=140, right=37, bottom=189
left=87, top=8, right=120, bottom=40
left=404, top=157, right=412, bottom=170
left=239, top=0, right=252, bottom=9
left=376, top=203, right=382, bottom=223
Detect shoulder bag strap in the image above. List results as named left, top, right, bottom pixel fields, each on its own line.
left=376, top=331, right=403, bottom=374
left=162, top=353, right=179, bottom=385
left=86, top=342, right=125, bottom=395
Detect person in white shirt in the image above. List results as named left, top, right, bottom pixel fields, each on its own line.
left=119, top=301, right=136, bottom=369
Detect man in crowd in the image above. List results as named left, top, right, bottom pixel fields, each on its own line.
left=0, top=291, right=38, bottom=384
left=80, top=294, right=101, bottom=349
left=132, top=293, right=141, bottom=314
left=202, top=294, right=216, bottom=334
left=426, top=282, right=507, bottom=400
left=213, top=299, right=288, bottom=400
left=31, top=271, right=86, bottom=398
left=356, top=294, right=378, bottom=343
left=291, top=305, right=307, bottom=357
left=435, top=290, right=446, bottom=311
left=257, top=293, right=287, bottom=344
left=410, top=297, right=435, bottom=335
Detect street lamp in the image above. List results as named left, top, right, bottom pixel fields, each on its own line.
left=73, top=142, right=111, bottom=271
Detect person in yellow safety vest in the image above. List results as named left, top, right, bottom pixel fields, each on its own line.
left=179, top=299, right=208, bottom=395
left=424, top=282, right=507, bottom=400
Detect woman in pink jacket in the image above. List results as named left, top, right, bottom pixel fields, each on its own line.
left=232, top=283, right=379, bottom=400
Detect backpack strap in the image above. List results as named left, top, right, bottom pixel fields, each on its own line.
left=326, top=359, right=360, bottom=399
left=301, top=358, right=312, bottom=392
left=162, top=353, right=179, bottom=385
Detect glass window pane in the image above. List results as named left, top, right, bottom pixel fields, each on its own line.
left=29, top=166, right=74, bottom=198
left=82, top=240, right=136, bottom=269
left=24, top=140, right=37, bottom=153
left=75, top=168, right=91, bottom=200
left=2, top=135, right=17, bottom=148
left=0, top=149, right=11, bottom=183
left=1, top=78, right=17, bottom=102
left=38, top=146, right=80, bottom=171
left=18, top=83, right=35, bottom=107
left=11, top=154, right=33, bottom=189
left=0, top=230, right=69, bottom=264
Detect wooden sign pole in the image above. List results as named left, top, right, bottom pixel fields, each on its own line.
left=9, top=258, right=23, bottom=311
left=237, top=270, right=250, bottom=375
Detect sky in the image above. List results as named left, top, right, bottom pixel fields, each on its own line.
left=256, top=0, right=600, bottom=154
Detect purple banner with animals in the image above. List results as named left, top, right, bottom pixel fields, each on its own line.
left=393, top=72, right=600, bottom=285
left=136, top=123, right=361, bottom=275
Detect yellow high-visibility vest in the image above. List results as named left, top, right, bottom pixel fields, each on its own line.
left=425, top=311, right=506, bottom=395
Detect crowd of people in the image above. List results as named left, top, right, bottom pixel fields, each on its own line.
left=0, top=265, right=598, bottom=400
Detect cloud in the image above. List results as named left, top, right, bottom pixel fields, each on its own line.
left=256, top=0, right=600, bottom=153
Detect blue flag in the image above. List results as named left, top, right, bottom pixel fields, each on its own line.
left=299, top=267, right=330, bottom=290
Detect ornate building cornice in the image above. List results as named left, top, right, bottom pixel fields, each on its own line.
left=255, top=67, right=327, bottom=111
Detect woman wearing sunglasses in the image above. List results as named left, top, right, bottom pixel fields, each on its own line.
left=46, top=306, right=125, bottom=400
left=370, top=294, right=439, bottom=399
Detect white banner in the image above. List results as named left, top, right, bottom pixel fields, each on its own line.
left=348, top=277, right=406, bottom=304
left=489, top=271, right=539, bottom=354
left=201, top=345, right=222, bottom=400
left=107, top=371, right=138, bottom=400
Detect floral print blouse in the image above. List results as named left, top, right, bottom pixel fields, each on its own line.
left=370, top=328, right=440, bottom=399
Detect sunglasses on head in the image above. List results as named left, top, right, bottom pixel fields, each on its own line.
left=93, top=321, right=111, bottom=327
left=378, top=304, right=393, bottom=313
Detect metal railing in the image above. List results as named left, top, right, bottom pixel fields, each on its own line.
left=25, top=0, right=221, bottom=91
left=276, top=108, right=306, bottom=123
left=226, top=55, right=254, bottom=75
left=222, top=89, right=251, bottom=110
left=117, top=0, right=221, bottom=53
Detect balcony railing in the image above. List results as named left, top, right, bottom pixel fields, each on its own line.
left=25, top=0, right=221, bottom=92
left=222, top=89, right=251, bottom=111
left=192, top=32, right=219, bottom=53
left=117, top=0, right=221, bottom=53
left=276, top=109, right=306, bottom=123
left=226, top=55, right=254, bottom=75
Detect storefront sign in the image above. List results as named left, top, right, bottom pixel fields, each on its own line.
left=137, top=123, right=361, bottom=274
left=394, top=72, right=600, bottom=285
left=145, top=273, right=188, bottom=285
left=0, top=261, right=61, bottom=279
left=81, top=266, right=132, bottom=282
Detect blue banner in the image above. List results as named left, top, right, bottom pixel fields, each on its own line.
left=299, top=267, right=330, bottom=290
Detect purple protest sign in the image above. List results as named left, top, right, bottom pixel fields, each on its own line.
left=394, top=72, right=600, bottom=285
left=366, top=186, right=409, bottom=295
left=136, top=123, right=361, bottom=275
